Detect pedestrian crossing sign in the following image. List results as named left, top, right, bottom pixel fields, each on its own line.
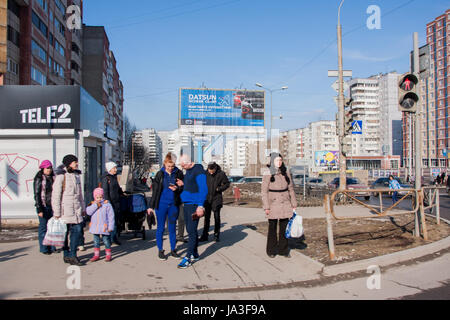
left=352, top=121, right=363, bottom=134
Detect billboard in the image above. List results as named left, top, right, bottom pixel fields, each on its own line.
left=315, top=151, right=339, bottom=167
left=179, top=88, right=265, bottom=127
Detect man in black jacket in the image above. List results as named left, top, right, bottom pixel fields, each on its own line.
left=199, top=162, right=230, bottom=242
left=102, top=162, right=124, bottom=245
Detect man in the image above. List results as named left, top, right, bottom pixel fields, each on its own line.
left=176, top=154, right=208, bottom=269
left=102, top=162, right=124, bottom=245
left=52, top=155, right=86, bottom=266
left=199, top=162, right=230, bottom=242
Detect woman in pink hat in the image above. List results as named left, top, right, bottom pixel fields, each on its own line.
left=33, top=160, right=55, bottom=255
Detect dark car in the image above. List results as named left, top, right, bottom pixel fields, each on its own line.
left=229, top=176, right=244, bottom=183
left=329, top=177, right=371, bottom=200
left=370, top=177, right=412, bottom=197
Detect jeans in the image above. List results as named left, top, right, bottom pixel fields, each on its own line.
left=93, top=234, right=112, bottom=249
left=38, top=207, right=55, bottom=253
left=177, top=204, right=185, bottom=239
left=63, top=223, right=83, bottom=258
left=202, top=203, right=221, bottom=237
left=184, top=204, right=199, bottom=258
left=110, top=205, right=121, bottom=240
left=155, top=202, right=179, bottom=251
left=267, top=219, right=289, bottom=256
left=392, top=191, right=399, bottom=204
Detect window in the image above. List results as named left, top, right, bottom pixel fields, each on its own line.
left=31, top=39, right=47, bottom=62
left=7, top=58, right=19, bottom=75
left=55, top=0, right=65, bottom=15
left=31, top=66, right=46, bottom=85
left=54, top=18, right=65, bottom=37
left=55, top=40, right=65, bottom=57
left=7, top=0, right=20, bottom=17
left=36, top=0, right=47, bottom=11
left=49, top=33, right=54, bottom=47
left=54, top=62, right=64, bottom=78
left=31, top=11, right=48, bottom=37
left=7, top=25, right=20, bottom=47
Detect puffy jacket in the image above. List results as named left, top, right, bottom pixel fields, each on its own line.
left=150, top=167, right=184, bottom=210
left=205, top=165, right=230, bottom=210
left=33, top=171, right=54, bottom=214
left=101, top=172, right=123, bottom=213
left=51, top=165, right=86, bottom=225
left=86, top=200, right=115, bottom=235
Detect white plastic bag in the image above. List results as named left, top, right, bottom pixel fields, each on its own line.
left=285, top=212, right=304, bottom=239
left=43, top=217, right=67, bottom=248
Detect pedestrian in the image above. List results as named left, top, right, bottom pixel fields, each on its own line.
left=176, top=154, right=208, bottom=269
left=261, top=153, right=297, bottom=258
left=33, top=160, right=56, bottom=255
left=440, top=173, right=446, bottom=186
left=86, top=188, right=115, bottom=262
left=51, top=155, right=86, bottom=266
left=199, top=162, right=230, bottom=242
left=436, top=174, right=441, bottom=185
left=102, top=162, right=124, bottom=246
left=148, top=153, right=184, bottom=260
left=389, top=175, right=401, bottom=204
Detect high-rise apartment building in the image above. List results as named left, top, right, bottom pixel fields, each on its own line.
left=2, top=0, right=83, bottom=86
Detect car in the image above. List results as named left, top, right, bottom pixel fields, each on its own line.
left=329, top=177, right=371, bottom=200
left=370, top=177, right=412, bottom=197
left=235, top=176, right=263, bottom=184
left=229, top=176, right=244, bottom=183
left=307, top=178, right=327, bottom=189
left=292, top=174, right=309, bottom=186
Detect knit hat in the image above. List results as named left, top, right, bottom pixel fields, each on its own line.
left=39, top=160, right=53, bottom=169
left=269, top=153, right=282, bottom=176
left=63, top=155, right=78, bottom=168
left=105, top=162, right=117, bottom=173
left=93, top=188, right=104, bottom=198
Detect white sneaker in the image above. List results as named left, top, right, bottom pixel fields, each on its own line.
left=78, top=246, right=85, bottom=251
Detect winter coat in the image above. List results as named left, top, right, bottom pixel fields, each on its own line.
left=205, top=165, right=230, bottom=210
left=33, top=171, right=54, bottom=214
left=86, top=200, right=115, bottom=235
left=150, top=167, right=184, bottom=210
left=261, top=168, right=297, bottom=220
left=51, top=165, right=86, bottom=225
left=101, top=172, right=124, bottom=213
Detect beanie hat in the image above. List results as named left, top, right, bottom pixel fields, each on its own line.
left=39, top=160, right=53, bottom=169
left=63, top=155, right=78, bottom=168
left=93, top=188, right=104, bottom=198
left=105, top=162, right=117, bottom=173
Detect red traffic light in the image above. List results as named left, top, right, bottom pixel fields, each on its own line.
left=399, top=74, right=418, bottom=92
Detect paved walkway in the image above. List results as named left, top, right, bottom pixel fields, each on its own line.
left=0, top=205, right=448, bottom=299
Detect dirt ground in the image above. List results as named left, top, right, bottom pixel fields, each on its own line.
left=247, top=214, right=450, bottom=266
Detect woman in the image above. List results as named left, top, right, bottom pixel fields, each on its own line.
left=33, top=160, right=55, bottom=255
left=262, top=153, right=297, bottom=258
left=148, top=153, right=184, bottom=261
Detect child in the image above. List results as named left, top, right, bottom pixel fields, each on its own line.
left=86, top=188, right=115, bottom=262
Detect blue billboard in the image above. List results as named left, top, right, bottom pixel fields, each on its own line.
left=179, top=88, right=265, bottom=127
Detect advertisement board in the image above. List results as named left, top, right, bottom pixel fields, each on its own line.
left=179, top=88, right=265, bottom=127
left=315, top=151, right=339, bottom=167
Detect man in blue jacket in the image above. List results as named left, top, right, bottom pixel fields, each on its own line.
left=176, top=154, right=208, bottom=269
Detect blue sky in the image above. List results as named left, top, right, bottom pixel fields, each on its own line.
left=83, top=0, right=449, bottom=131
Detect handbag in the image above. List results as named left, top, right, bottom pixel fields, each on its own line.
left=285, top=212, right=304, bottom=239
left=43, top=217, right=67, bottom=248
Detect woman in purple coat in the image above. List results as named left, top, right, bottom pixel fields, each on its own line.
left=86, top=188, right=115, bottom=262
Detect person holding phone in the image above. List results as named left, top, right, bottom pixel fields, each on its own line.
left=148, top=153, right=184, bottom=261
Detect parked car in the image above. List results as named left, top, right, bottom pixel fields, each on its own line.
left=229, top=176, right=244, bottom=183
left=235, top=176, right=263, bottom=184
left=328, top=177, right=371, bottom=200
left=370, top=177, right=412, bottom=197
left=307, top=178, right=327, bottom=189
left=292, top=174, right=308, bottom=186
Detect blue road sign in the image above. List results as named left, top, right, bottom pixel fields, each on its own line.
left=352, top=121, right=363, bottom=135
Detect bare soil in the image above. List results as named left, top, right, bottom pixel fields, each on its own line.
left=247, top=214, right=450, bottom=266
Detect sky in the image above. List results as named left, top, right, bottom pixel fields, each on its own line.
left=83, top=0, right=450, bottom=132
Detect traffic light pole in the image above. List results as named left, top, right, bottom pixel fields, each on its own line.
left=413, top=32, right=422, bottom=237
left=337, top=1, right=346, bottom=190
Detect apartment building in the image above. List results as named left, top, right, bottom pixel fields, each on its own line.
left=2, top=0, right=83, bottom=86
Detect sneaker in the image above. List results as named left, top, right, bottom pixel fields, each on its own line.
left=190, top=254, right=200, bottom=262
left=78, top=246, right=85, bottom=252
left=198, top=235, right=208, bottom=242
left=282, top=253, right=291, bottom=258
left=68, top=257, right=84, bottom=266
left=177, top=256, right=192, bottom=269
left=158, top=250, right=167, bottom=261
left=268, top=254, right=276, bottom=259
left=170, top=250, right=182, bottom=259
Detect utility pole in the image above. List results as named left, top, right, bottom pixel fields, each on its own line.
left=413, top=32, right=422, bottom=191
left=337, top=0, right=346, bottom=190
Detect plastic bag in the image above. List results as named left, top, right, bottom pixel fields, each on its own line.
left=285, top=212, right=304, bottom=239
left=43, top=217, right=67, bottom=248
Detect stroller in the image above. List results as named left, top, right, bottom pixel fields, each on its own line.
left=119, top=193, right=147, bottom=240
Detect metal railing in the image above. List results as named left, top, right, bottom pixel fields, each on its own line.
left=323, top=187, right=442, bottom=261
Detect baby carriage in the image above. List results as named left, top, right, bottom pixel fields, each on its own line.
left=119, top=193, right=147, bottom=240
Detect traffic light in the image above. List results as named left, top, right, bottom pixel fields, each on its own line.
left=344, top=98, right=354, bottom=135
left=398, top=73, right=419, bottom=113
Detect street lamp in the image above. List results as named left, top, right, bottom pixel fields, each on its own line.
left=255, top=83, right=288, bottom=151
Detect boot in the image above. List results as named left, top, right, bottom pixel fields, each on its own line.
left=199, top=234, right=209, bottom=242
left=90, top=248, right=100, bottom=262
left=105, top=249, right=112, bottom=262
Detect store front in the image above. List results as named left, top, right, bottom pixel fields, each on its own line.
left=0, top=85, right=105, bottom=219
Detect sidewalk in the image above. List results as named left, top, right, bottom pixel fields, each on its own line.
left=0, top=205, right=448, bottom=299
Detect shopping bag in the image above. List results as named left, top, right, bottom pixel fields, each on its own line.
left=285, top=212, right=304, bottom=239
left=43, top=217, right=67, bottom=248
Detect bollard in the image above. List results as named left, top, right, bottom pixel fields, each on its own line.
left=436, top=188, right=440, bottom=225
left=324, top=194, right=335, bottom=261
left=414, top=191, right=420, bottom=238
left=379, top=191, right=383, bottom=213
left=419, top=190, right=428, bottom=241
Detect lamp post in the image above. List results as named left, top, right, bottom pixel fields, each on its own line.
left=337, top=0, right=346, bottom=190
left=255, top=83, right=288, bottom=151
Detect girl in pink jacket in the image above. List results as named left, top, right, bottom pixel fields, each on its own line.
left=86, top=188, right=115, bottom=262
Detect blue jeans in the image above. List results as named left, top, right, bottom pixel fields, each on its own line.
left=93, top=234, right=112, bottom=250
left=392, top=191, right=399, bottom=204
left=156, top=202, right=179, bottom=251
left=38, top=207, right=55, bottom=253
left=63, top=223, right=83, bottom=258
left=184, top=204, right=200, bottom=259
